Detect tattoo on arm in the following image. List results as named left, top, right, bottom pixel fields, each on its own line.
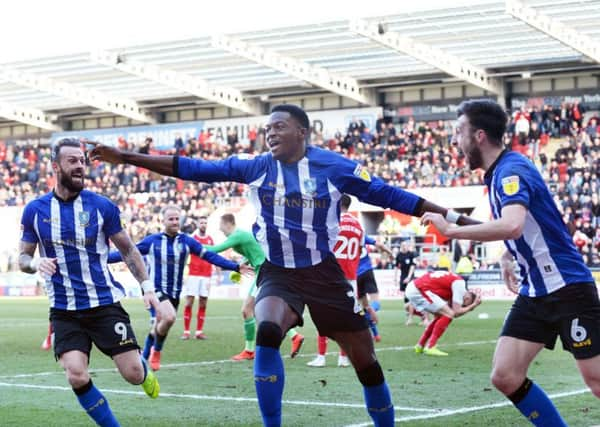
left=122, top=246, right=149, bottom=283
left=110, top=231, right=148, bottom=283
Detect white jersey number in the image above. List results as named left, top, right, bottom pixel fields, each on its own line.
left=114, top=322, right=128, bottom=341
left=570, top=318, right=587, bottom=342
left=429, top=271, right=452, bottom=278
left=334, top=236, right=360, bottom=260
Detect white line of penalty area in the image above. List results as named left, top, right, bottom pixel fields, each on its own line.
left=0, top=340, right=497, bottom=379
left=0, top=381, right=438, bottom=413
left=344, top=388, right=592, bottom=426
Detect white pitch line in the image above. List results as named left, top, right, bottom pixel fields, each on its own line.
left=344, top=388, right=592, bottom=427
left=0, top=381, right=437, bottom=413
left=0, top=339, right=497, bottom=379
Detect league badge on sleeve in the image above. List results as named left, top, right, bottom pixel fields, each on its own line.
left=353, top=164, right=371, bottom=182
left=501, top=175, right=520, bottom=196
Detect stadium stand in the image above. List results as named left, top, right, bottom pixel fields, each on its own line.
left=1, top=102, right=598, bottom=268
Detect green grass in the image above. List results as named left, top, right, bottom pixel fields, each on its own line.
left=0, top=298, right=597, bottom=426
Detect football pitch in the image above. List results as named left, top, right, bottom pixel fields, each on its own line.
left=0, top=298, right=597, bottom=426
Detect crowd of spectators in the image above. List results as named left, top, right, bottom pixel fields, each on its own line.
left=1, top=101, right=598, bottom=266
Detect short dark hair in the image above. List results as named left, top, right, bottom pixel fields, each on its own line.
left=51, top=137, right=82, bottom=161
left=221, top=213, right=235, bottom=225
left=465, top=290, right=477, bottom=304
left=456, top=99, right=507, bottom=146
left=271, top=104, right=310, bottom=130
left=340, top=194, right=352, bottom=210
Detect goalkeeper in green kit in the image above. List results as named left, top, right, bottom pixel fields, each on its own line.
left=206, top=213, right=305, bottom=361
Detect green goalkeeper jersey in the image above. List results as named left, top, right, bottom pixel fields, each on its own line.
left=205, top=229, right=265, bottom=269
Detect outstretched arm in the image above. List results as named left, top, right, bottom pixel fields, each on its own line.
left=187, top=235, right=240, bottom=272
left=422, top=204, right=526, bottom=241
left=416, top=199, right=482, bottom=227
left=204, top=235, right=238, bottom=254
left=202, top=250, right=240, bottom=272
left=89, top=140, right=256, bottom=184
left=337, top=162, right=481, bottom=227
left=88, top=141, right=176, bottom=176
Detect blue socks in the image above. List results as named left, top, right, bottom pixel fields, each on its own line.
left=74, top=380, right=120, bottom=427
left=254, top=345, right=284, bottom=426
left=142, top=333, right=154, bottom=360
left=363, top=382, right=394, bottom=427
left=371, top=301, right=381, bottom=312
left=511, top=379, right=567, bottom=426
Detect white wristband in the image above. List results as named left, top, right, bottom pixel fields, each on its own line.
left=29, top=257, right=40, bottom=272
left=140, top=279, right=154, bottom=293
left=445, top=210, right=461, bottom=224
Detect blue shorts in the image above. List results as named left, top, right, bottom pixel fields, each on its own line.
left=501, top=283, right=600, bottom=359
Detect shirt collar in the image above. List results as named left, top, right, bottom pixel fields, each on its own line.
left=52, top=190, right=81, bottom=203
left=483, top=149, right=510, bottom=182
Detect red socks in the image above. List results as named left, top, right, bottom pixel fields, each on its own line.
left=197, top=306, right=206, bottom=332
left=183, top=305, right=192, bottom=332
left=317, top=335, right=328, bottom=356
left=427, top=316, right=452, bottom=348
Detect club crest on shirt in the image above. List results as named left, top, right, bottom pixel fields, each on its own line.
left=78, top=211, right=90, bottom=227
left=353, top=164, right=371, bottom=182
left=501, top=176, right=520, bottom=196
left=303, top=178, right=317, bottom=196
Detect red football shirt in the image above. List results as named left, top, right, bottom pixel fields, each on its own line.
left=414, top=271, right=465, bottom=302
left=333, top=213, right=364, bottom=280
left=188, top=234, right=214, bottom=277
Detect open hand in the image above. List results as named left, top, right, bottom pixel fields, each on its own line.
left=239, top=263, right=254, bottom=277
left=85, top=140, right=125, bottom=164
left=143, top=292, right=162, bottom=322
left=420, top=212, right=451, bottom=235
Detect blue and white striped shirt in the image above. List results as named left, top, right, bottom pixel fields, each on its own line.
left=176, top=146, right=422, bottom=268
left=21, top=190, right=126, bottom=310
left=357, top=236, right=377, bottom=277
left=485, top=150, right=593, bottom=297
left=108, top=233, right=239, bottom=299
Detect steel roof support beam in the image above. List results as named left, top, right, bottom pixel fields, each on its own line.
left=90, top=50, right=262, bottom=116
left=211, top=34, right=375, bottom=105
left=0, top=102, right=61, bottom=131
left=0, top=68, right=155, bottom=124
left=349, top=19, right=502, bottom=94
left=506, top=0, right=600, bottom=64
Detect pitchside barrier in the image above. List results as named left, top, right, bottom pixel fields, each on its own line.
left=2, top=268, right=599, bottom=300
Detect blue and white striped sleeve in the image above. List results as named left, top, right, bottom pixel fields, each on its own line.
left=20, top=202, right=38, bottom=243
left=332, top=156, right=422, bottom=216
left=495, top=163, right=532, bottom=209
left=174, top=154, right=266, bottom=184
left=184, top=235, right=239, bottom=272
left=100, top=199, right=123, bottom=237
